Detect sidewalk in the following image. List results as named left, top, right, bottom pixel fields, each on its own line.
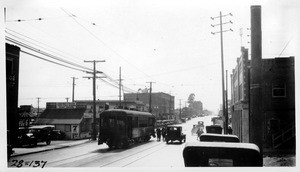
left=263, top=148, right=296, bottom=166
left=11, top=139, right=95, bottom=157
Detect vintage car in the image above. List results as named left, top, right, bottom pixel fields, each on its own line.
left=206, top=125, right=223, bottom=134
left=165, top=126, right=186, bottom=144
left=16, top=125, right=54, bottom=147
left=199, top=133, right=239, bottom=143
left=191, top=121, right=205, bottom=135
left=51, top=130, right=66, bottom=140
left=183, top=142, right=262, bottom=167
left=16, top=127, right=36, bottom=147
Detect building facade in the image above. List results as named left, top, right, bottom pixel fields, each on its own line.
left=6, top=43, right=20, bottom=147
left=231, top=47, right=250, bottom=143
left=35, top=100, right=146, bottom=139
left=231, top=47, right=295, bottom=149
left=124, top=92, right=175, bottom=120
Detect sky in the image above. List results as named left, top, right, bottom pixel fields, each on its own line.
left=2, top=0, right=300, bottom=114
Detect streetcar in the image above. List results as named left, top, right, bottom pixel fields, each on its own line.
left=98, top=109, right=156, bottom=149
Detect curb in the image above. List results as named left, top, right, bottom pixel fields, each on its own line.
left=10, top=140, right=95, bottom=158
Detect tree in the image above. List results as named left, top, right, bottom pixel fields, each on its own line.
left=187, top=93, right=195, bottom=105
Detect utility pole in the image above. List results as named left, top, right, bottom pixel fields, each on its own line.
left=211, top=11, right=233, bottom=134
left=225, top=70, right=228, bottom=129
left=36, top=97, right=41, bottom=115
left=179, top=99, right=182, bottom=120
left=146, top=82, right=155, bottom=113
left=119, top=67, right=123, bottom=108
left=169, top=93, right=172, bottom=120
left=71, top=77, right=78, bottom=102
left=83, top=60, right=105, bottom=141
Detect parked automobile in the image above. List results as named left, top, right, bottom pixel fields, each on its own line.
left=51, top=130, right=66, bottom=140
left=165, top=126, right=186, bottom=144
left=206, top=125, right=223, bottom=134
left=16, top=127, right=36, bottom=147
left=199, top=133, right=239, bottom=143
left=183, top=142, right=262, bottom=167
left=16, top=125, right=54, bottom=147
left=29, top=125, right=54, bottom=145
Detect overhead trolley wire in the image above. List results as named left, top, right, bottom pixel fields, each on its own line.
left=6, top=35, right=94, bottom=73
left=21, top=50, right=86, bottom=72
left=5, top=35, right=137, bottom=93
left=6, top=28, right=85, bottom=63
left=61, top=8, right=156, bottom=82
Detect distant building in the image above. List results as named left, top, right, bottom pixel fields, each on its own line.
left=124, top=92, right=175, bottom=120
left=35, top=108, right=88, bottom=139
left=231, top=47, right=295, bottom=149
left=19, top=105, right=37, bottom=128
left=35, top=100, right=146, bottom=139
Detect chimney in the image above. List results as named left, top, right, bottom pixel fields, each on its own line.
left=250, top=5, right=263, bottom=156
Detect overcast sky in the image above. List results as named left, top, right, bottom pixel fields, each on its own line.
left=3, top=0, right=300, bottom=114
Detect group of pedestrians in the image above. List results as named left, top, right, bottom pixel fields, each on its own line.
left=155, top=127, right=166, bottom=141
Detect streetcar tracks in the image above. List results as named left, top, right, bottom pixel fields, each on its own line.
left=99, top=142, right=168, bottom=167
left=48, top=140, right=166, bottom=167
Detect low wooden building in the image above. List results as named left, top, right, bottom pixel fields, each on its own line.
left=34, top=108, right=92, bottom=140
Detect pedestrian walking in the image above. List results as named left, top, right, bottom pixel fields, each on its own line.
left=162, top=127, right=166, bottom=141
left=228, top=126, right=233, bottom=134
left=196, top=128, right=204, bottom=140
left=156, top=128, right=161, bottom=141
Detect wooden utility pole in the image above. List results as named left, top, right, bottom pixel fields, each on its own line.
left=146, top=82, right=155, bottom=113
left=179, top=99, right=182, bottom=120
left=36, top=97, right=41, bottom=114
left=119, top=67, right=123, bottom=108
left=83, top=60, right=105, bottom=140
left=71, top=77, right=78, bottom=102
left=211, top=11, right=233, bottom=134
left=225, top=70, right=228, bottom=130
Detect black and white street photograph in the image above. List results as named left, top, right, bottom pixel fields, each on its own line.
left=1, top=0, right=299, bottom=171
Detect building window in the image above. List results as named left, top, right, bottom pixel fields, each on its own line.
left=272, top=82, right=286, bottom=98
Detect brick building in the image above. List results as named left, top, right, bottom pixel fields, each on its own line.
left=231, top=47, right=295, bottom=149
left=124, top=92, right=175, bottom=120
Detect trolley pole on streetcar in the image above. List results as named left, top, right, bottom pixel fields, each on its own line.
left=211, top=11, right=233, bottom=134
left=84, top=60, right=105, bottom=140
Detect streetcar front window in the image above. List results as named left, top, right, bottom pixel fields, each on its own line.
left=109, top=118, right=115, bottom=127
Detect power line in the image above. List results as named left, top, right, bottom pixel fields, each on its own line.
left=6, top=28, right=85, bottom=63
left=278, top=39, right=291, bottom=57
left=5, top=15, right=72, bottom=23
left=5, top=35, right=93, bottom=72
left=61, top=8, right=155, bottom=81
left=211, top=11, right=233, bottom=135
left=6, top=31, right=139, bottom=94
